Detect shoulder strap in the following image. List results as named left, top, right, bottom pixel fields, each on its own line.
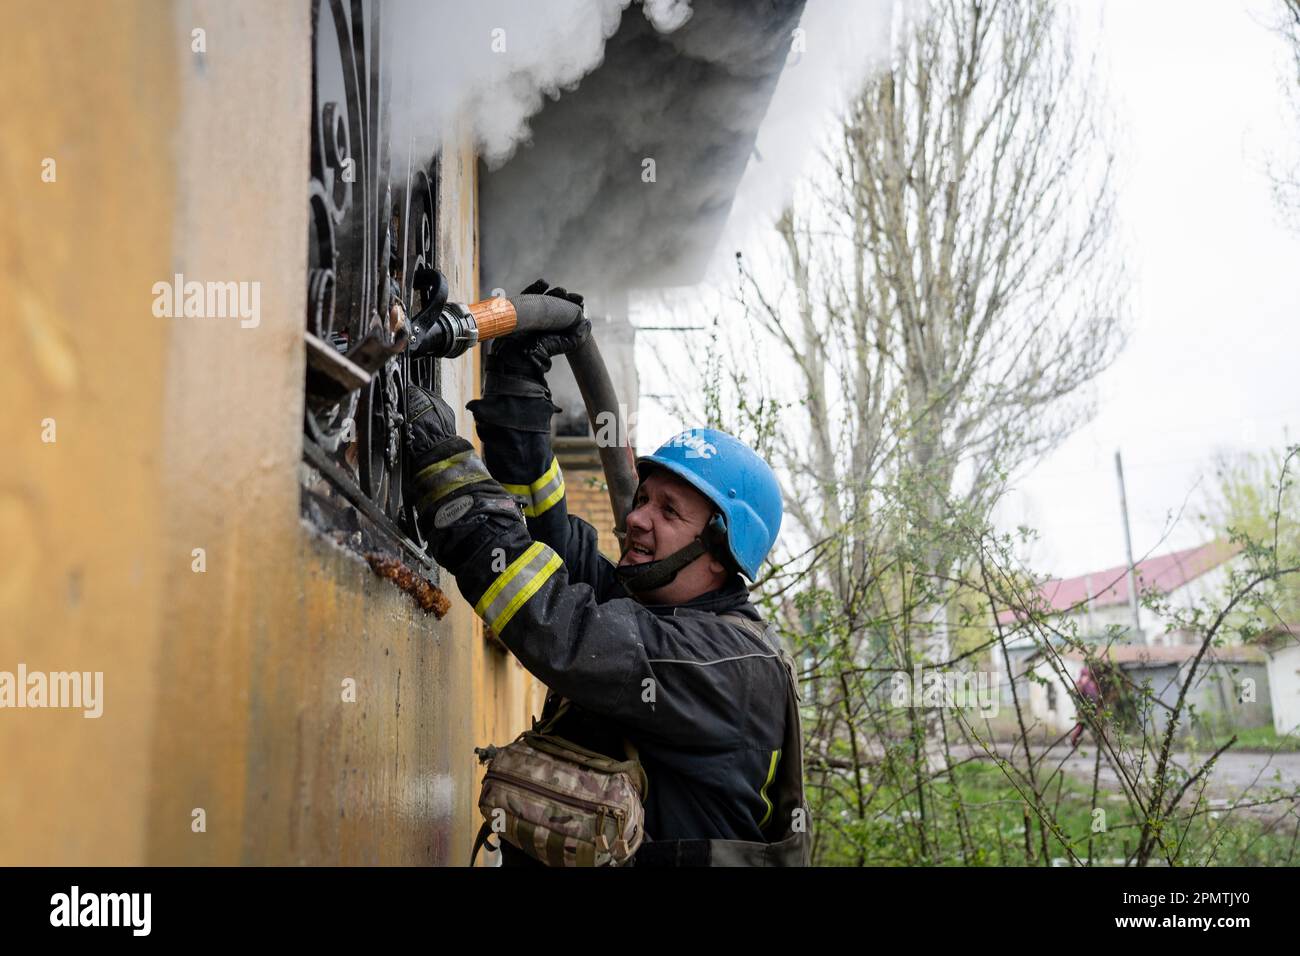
left=717, top=612, right=802, bottom=702
left=533, top=697, right=642, bottom=775
left=716, top=610, right=777, bottom=647
left=532, top=696, right=572, bottom=735
left=470, top=821, right=498, bottom=866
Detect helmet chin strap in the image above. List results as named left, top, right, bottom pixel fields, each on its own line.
left=615, top=514, right=728, bottom=595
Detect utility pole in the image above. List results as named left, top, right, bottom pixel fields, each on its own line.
left=1114, top=450, right=1142, bottom=643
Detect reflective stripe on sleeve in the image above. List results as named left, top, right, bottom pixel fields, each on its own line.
left=757, top=749, right=781, bottom=828
left=413, top=451, right=492, bottom=510
left=529, top=457, right=565, bottom=516
left=473, top=541, right=563, bottom=634
left=499, top=457, right=565, bottom=518
left=499, top=479, right=532, bottom=514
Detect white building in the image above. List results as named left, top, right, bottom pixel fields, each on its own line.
left=1022, top=643, right=1270, bottom=738
left=988, top=541, right=1268, bottom=732
left=1260, top=628, right=1300, bottom=734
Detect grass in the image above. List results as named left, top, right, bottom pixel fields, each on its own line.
left=812, top=748, right=1300, bottom=866
left=1186, top=724, right=1300, bottom=753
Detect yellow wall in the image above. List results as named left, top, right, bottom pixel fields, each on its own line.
left=0, top=0, right=543, bottom=865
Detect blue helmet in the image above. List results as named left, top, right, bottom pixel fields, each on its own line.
left=635, top=428, right=783, bottom=579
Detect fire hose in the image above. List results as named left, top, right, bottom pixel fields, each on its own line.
left=404, top=272, right=638, bottom=541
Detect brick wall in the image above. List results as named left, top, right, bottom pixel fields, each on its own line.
left=555, top=436, right=624, bottom=562
left=564, top=466, right=621, bottom=561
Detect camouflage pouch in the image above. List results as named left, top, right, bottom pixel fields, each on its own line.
left=471, top=702, right=647, bottom=867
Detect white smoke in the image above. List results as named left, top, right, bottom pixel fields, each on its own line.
left=479, top=0, right=808, bottom=296
left=387, top=0, right=675, bottom=166
left=382, top=0, right=902, bottom=297
left=716, top=0, right=900, bottom=272
left=642, top=0, right=695, bottom=32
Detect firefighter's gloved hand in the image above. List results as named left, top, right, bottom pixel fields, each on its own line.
left=485, top=279, right=591, bottom=385
left=519, top=278, right=584, bottom=306
left=469, top=280, right=590, bottom=435
left=405, top=383, right=460, bottom=465
left=404, top=384, right=523, bottom=559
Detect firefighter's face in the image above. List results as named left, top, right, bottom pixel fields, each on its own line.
left=621, top=469, right=728, bottom=605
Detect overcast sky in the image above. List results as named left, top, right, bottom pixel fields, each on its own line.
left=995, top=0, right=1300, bottom=577
left=635, top=0, right=1300, bottom=581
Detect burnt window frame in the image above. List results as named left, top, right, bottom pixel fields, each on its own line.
left=299, top=0, right=444, bottom=581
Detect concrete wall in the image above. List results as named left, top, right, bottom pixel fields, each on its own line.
left=1028, top=659, right=1084, bottom=735
left=0, top=0, right=543, bottom=865
left=1139, top=661, right=1271, bottom=737
left=1265, top=643, right=1300, bottom=734
left=1017, top=656, right=1269, bottom=739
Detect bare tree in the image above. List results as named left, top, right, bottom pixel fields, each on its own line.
left=775, top=449, right=1300, bottom=866
left=1269, top=0, right=1300, bottom=228
left=647, top=1, right=1300, bottom=866
left=739, top=0, right=1125, bottom=660
left=648, top=0, right=1136, bottom=865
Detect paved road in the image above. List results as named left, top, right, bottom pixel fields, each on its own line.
left=943, top=742, right=1300, bottom=819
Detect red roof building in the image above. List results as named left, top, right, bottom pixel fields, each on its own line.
left=996, top=540, right=1241, bottom=629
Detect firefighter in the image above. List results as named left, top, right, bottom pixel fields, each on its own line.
left=402, top=281, right=805, bottom=866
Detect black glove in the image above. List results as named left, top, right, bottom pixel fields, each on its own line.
left=469, top=280, right=591, bottom=434
left=484, top=279, right=591, bottom=383
left=403, top=383, right=525, bottom=566
left=404, top=382, right=483, bottom=515
left=405, top=383, right=460, bottom=467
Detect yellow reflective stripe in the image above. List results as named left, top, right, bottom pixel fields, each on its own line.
left=414, top=471, right=488, bottom=510
left=757, top=749, right=781, bottom=828
left=492, top=550, right=562, bottom=633
left=474, top=542, right=544, bottom=618
left=413, top=451, right=472, bottom=482
left=413, top=451, right=492, bottom=510
left=530, top=457, right=561, bottom=495
left=528, top=458, right=564, bottom=516
left=531, top=476, right=566, bottom=516
left=473, top=542, right=563, bottom=634
left=530, top=473, right=566, bottom=515
left=499, top=458, right=564, bottom=518
left=499, top=481, right=533, bottom=516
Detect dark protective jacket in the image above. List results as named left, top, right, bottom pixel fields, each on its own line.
left=415, top=391, right=797, bottom=859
